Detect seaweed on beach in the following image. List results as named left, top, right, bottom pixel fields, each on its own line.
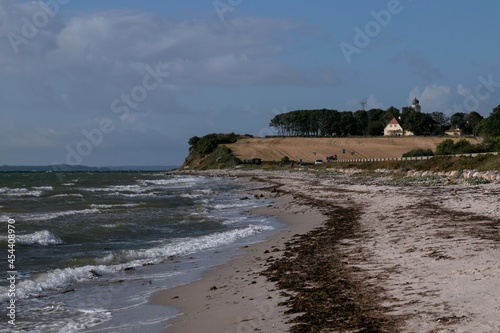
left=261, top=195, right=404, bottom=333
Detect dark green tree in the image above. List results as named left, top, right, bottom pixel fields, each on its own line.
left=384, top=106, right=400, bottom=123
left=367, top=108, right=385, bottom=122
left=479, top=105, right=500, bottom=137
left=464, top=111, right=484, bottom=136
left=188, top=136, right=201, bottom=147
left=450, top=112, right=466, bottom=129
left=354, top=110, right=368, bottom=135
left=338, top=112, right=356, bottom=136
left=403, top=112, right=435, bottom=135
left=367, top=121, right=385, bottom=136
left=430, top=112, right=450, bottom=127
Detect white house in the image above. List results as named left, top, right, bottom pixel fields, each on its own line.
left=384, top=117, right=414, bottom=136
left=445, top=128, right=462, bottom=136
left=384, top=117, right=403, bottom=136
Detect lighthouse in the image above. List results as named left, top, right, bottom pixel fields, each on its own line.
left=411, top=97, right=421, bottom=112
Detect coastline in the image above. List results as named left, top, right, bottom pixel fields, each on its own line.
left=154, top=170, right=500, bottom=332
left=152, top=193, right=327, bottom=333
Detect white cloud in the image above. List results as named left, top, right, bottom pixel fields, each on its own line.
left=0, top=6, right=323, bottom=112
left=408, top=84, right=451, bottom=112
left=456, top=84, right=472, bottom=97
left=365, top=94, right=384, bottom=109
left=0, top=3, right=343, bottom=165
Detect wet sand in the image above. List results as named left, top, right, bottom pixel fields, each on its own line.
left=152, top=194, right=326, bottom=333
left=154, top=170, right=500, bottom=332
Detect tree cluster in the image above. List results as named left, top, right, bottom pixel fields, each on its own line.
left=435, top=139, right=491, bottom=155
left=449, top=111, right=484, bottom=136
left=188, top=133, right=240, bottom=157
left=269, top=107, right=457, bottom=137
left=477, top=105, right=500, bottom=138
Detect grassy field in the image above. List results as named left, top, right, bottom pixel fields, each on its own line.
left=225, top=136, right=482, bottom=162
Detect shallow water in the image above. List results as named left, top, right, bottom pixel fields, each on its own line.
left=0, top=172, right=278, bottom=332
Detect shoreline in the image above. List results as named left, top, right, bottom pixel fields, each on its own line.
left=153, top=170, right=500, bottom=332
left=152, top=193, right=327, bottom=332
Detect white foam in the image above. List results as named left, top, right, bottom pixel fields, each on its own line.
left=9, top=306, right=113, bottom=333
left=100, top=224, right=122, bottom=228
left=50, top=193, right=84, bottom=198
left=106, top=192, right=157, bottom=198
left=0, top=215, right=11, bottom=222
left=0, top=265, right=116, bottom=302
left=213, top=202, right=255, bottom=210
left=15, top=230, right=64, bottom=246
left=82, top=185, right=147, bottom=193
left=0, top=187, right=42, bottom=197
left=0, top=256, right=182, bottom=304
left=222, top=216, right=246, bottom=225
left=97, top=224, right=274, bottom=266
left=139, top=176, right=202, bottom=189
left=57, top=309, right=113, bottom=333
left=180, top=193, right=203, bottom=198
left=27, top=208, right=100, bottom=221
left=33, top=186, right=54, bottom=191
left=90, top=203, right=141, bottom=209
left=0, top=220, right=256, bottom=302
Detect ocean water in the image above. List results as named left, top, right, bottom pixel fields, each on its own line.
left=0, top=172, right=279, bottom=332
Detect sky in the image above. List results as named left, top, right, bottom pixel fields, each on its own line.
left=1, top=0, right=500, bottom=166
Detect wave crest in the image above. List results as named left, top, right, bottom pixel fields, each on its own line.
left=16, top=230, right=64, bottom=246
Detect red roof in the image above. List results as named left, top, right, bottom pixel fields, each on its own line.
left=388, top=117, right=400, bottom=125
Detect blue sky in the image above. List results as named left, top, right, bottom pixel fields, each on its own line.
left=1, top=0, right=500, bottom=166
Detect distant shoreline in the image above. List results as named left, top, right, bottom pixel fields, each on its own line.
left=0, top=165, right=178, bottom=172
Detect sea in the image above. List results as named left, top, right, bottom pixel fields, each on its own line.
left=0, top=171, right=281, bottom=332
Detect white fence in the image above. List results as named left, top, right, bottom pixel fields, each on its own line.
left=333, top=151, right=499, bottom=164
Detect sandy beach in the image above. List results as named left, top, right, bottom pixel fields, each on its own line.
left=154, top=170, right=499, bottom=332
left=152, top=193, right=326, bottom=333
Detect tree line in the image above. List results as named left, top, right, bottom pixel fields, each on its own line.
left=268, top=105, right=500, bottom=138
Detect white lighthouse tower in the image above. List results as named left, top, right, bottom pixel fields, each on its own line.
left=411, top=97, right=421, bottom=112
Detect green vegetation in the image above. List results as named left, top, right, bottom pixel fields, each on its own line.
left=402, top=148, right=434, bottom=157
left=267, top=104, right=500, bottom=139
left=280, top=156, right=290, bottom=164
left=345, top=154, right=500, bottom=172
left=435, top=138, right=499, bottom=155
left=184, top=133, right=251, bottom=169
left=194, top=145, right=241, bottom=170
left=188, top=133, right=240, bottom=157
left=268, top=107, right=456, bottom=137
left=478, top=105, right=500, bottom=138
left=450, top=111, right=483, bottom=136
left=183, top=106, right=500, bottom=171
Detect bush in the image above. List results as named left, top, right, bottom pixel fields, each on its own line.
left=453, top=139, right=474, bottom=154
left=435, top=138, right=490, bottom=155
left=188, top=136, right=201, bottom=146
left=485, top=136, right=500, bottom=152
left=402, top=148, right=434, bottom=157
left=198, top=146, right=241, bottom=169
left=281, top=156, right=290, bottom=163
left=435, top=139, right=455, bottom=155
left=188, top=133, right=239, bottom=157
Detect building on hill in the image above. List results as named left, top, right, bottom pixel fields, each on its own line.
left=384, top=98, right=421, bottom=136
left=411, top=97, right=421, bottom=112
left=384, top=117, right=414, bottom=136
left=445, top=128, right=462, bottom=136
left=384, top=117, right=403, bottom=136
